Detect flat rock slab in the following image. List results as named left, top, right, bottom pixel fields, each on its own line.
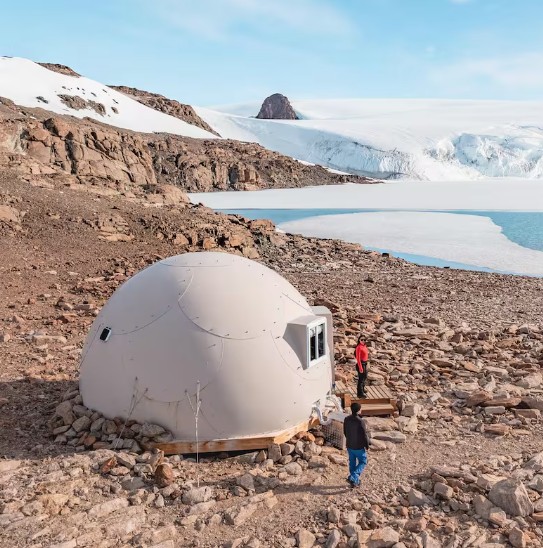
left=371, top=431, right=407, bottom=444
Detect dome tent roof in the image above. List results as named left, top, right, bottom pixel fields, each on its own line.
left=79, top=252, right=332, bottom=442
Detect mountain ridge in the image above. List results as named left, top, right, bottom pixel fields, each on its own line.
left=0, top=94, right=370, bottom=196
left=4, top=57, right=543, bottom=180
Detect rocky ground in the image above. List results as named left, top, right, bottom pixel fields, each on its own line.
left=0, top=161, right=542, bottom=548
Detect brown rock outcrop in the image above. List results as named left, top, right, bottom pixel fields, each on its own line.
left=20, top=115, right=156, bottom=188
left=38, top=62, right=81, bottom=77
left=0, top=99, right=369, bottom=194
left=110, top=85, right=218, bottom=135
left=256, top=93, right=298, bottom=120
left=57, top=95, right=106, bottom=116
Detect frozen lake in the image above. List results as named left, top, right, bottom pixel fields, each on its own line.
left=190, top=180, right=543, bottom=276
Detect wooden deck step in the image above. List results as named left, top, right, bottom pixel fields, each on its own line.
left=357, top=402, right=396, bottom=416
left=334, top=379, right=397, bottom=417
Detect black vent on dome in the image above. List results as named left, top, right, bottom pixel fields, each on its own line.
left=99, top=327, right=112, bottom=342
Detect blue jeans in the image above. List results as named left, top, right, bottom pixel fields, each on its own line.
left=347, top=448, right=367, bottom=485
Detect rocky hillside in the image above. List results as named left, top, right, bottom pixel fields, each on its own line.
left=256, top=93, right=298, bottom=120
left=110, top=85, right=219, bottom=136
left=0, top=98, right=369, bottom=193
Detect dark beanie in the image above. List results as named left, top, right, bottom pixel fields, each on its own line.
left=350, top=402, right=361, bottom=415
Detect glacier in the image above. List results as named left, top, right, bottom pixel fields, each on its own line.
left=197, top=99, right=543, bottom=180
left=431, top=128, right=543, bottom=178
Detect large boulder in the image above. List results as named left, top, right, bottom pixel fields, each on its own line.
left=408, top=488, right=432, bottom=507
left=182, top=486, right=214, bottom=505
left=367, top=527, right=400, bottom=548
left=0, top=205, right=21, bottom=225
left=256, top=93, right=298, bottom=120
left=154, top=463, right=174, bottom=487
left=525, top=452, right=543, bottom=472
left=488, top=479, right=533, bottom=517
left=295, top=528, right=316, bottom=548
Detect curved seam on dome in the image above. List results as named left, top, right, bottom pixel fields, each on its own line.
left=137, top=355, right=219, bottom=405
left=114, top=306, right=173, bottom=335
left=139, top=385, right=223, bottom=437
left=176, top=300, right=268, bottom=340
left=270, top=330, right=308, bottom=379
left=79, top=322, right=102, bottom=371
left=281, top=291, right=313, bottom=313
left=177, top=267, right=193, bottom=301
left=196, top=403, right=224, bottom=437
left=160, top=263, right=231, bottom=269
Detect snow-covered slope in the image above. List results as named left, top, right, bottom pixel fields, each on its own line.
left=197, top=99, right=543, bottom=180
left=0, top=57, right=216, bottom=139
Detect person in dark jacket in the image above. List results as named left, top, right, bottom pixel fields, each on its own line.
left=355, top=336, right=369, bottom=398
left=343, top=402, right=370, bottom=488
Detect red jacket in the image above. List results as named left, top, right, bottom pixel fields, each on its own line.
left=355, top=342, right=369, bottom=373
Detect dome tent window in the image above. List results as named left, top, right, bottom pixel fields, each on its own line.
left=308, top=320, right=326, bottom=367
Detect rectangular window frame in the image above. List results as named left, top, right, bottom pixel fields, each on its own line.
left=306, top=319, right=327, bottom=368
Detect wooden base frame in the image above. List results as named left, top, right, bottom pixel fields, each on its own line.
left=147, top=417, right=320, bottom=455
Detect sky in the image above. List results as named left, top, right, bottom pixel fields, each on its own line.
left=1, top=0, right=543, bottom=105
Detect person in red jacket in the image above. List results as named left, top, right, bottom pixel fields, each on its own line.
left=355, top=336, right=369, bottom=398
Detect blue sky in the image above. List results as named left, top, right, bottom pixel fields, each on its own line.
left=1, top=0, right=542, bottom=105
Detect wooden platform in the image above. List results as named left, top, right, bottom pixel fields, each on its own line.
left=146, top=417, right=319, bottom=455
left=334, top=380, right=397, bottom=416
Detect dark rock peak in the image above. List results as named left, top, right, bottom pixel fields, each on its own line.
left=256, top=93, right=298, bottom=120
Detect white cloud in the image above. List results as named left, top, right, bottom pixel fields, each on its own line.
left=149, top=0, right=354, bottom=40
left=429, top=52, right=543, bottom=95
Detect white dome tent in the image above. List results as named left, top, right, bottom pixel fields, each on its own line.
left=79, top=252, right=335, bottom=452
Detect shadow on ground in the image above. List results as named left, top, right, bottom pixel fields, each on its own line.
left=0, top=378, right=77, bottom=459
